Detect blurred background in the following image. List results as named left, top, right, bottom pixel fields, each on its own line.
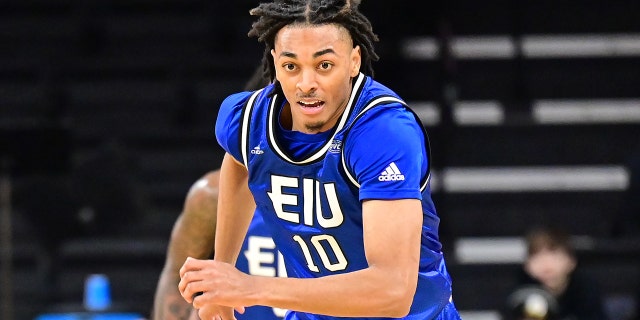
left=0, top=0, right=639, bottom=319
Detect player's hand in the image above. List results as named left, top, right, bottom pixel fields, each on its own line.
left=195, top=304, right=242, bottom=320
left=178, top=257, right=249, bottom=318
left=193, top=295, right=246, bottom=320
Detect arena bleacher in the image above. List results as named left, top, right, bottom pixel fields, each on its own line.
left=1, top=1, right=639, bottom=319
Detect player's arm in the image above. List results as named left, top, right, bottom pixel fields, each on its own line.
left=210, top=91, right=257, bottom=263
left=180, top=157, right=421, bottom=317
left=178, top=153, right=256, bottom=319
left=213, top=153, right=256, bottom=264
left=252, top=199, right=421, bottom=317
left=152, top=171, right=220, bottom=320
left=180, top=198, right=421, bottom=318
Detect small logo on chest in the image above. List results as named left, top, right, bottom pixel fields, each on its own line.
left=328, top=140, right=342, bottom=154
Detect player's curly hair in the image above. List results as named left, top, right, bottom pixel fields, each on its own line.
left=248, top=0, right=379, bottom=83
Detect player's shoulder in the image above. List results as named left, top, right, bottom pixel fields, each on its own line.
left=202, top=170, right=220, bottom=186
left=185, top=170, right=220, bottom=209
left=221, top=90, right=255, bottom=109
left=355, top=76, right=418, bottom=121
left=191, top=170, right=220, bottom=190
left=222, top=84, right=274, bottom=109
left=347, top=90, right=424, bottom=147
left=360, top=76, right=404, bottom=104
left=216, top=90, right=261, bottom=151
left=218, top=86, right=274, bottom=127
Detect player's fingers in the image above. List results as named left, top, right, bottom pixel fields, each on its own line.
left=193, top=292, right=243, bottom=319
left=179, top=277, right=203, bottom=303
left=198, top=309, right=226, bottom=320
left=192, top=291, right=207, bottom=309
left=179, top=264, right=205, bottom=293
left=192, top=292, right=238, bottom=311
left=179, top=257, right=201, bottom=278
left=178, top=273, right=189, bottom=299
left=197, top=309, right=213, bottom=320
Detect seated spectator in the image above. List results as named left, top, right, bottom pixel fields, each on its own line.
left=504, top=226, right=607, bottom=320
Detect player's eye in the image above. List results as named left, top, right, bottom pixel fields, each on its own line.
left=283, top=63, right=297, bottom=71
left=318, top=62, right=332, bottom=70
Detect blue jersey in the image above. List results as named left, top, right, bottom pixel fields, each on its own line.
left=217, top=73, right=458, bottom=320
left=236, top=211, right=287, bottom=319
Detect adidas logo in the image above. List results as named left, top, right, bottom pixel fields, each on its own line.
left=251, top=146, right=264, bottom=155
left=378, top=162, right=405, bottom=181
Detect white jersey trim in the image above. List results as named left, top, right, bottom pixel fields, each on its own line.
left=341, top=96, right=432, bottom=192
left=341, top=96, right=405, bottom=188
left=241, top=89, right=265, bottom=168
left=266, top=73, right=366, bottom=165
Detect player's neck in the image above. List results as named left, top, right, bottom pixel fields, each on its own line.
left=280, top=102, right=293, bottom=130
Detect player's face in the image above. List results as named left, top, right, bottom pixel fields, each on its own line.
left=272, top=23, right=361, bottom=134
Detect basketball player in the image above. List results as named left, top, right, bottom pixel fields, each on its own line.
left=152, top=170, right=287, bottom=320
left=179, top=0, right=461, bottom=319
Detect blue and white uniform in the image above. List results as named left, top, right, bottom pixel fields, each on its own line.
left=217, top=73, right=460, bottom=320
left=236, top=211, right=287, bottom=319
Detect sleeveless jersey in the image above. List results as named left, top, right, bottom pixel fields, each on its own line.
left=217, top=73, right=456, bottom=319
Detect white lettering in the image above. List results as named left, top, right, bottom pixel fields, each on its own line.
left=244, top=236, right=277, bottom=277
left=311, top=235, right=348, bottom=271
left=294, top=234, right=348, bottom=272
left=316, top=182, right=343, bottom=228
left=293, top=235, right=320, bottom=272
left=243, top=236, right=288, bottom=318
left=303, top=178, right=314, bottom=226
left=268, top=176, right=299, bottom=223
left=268, top=175, right=345, bottom=228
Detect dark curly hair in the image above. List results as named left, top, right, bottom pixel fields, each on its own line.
left=247, top=0, right=379, bottom=83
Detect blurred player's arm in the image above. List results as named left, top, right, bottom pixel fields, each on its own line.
left=179, top=153, right=256, bottom=319
left=152, top=170, right=220, bottom=320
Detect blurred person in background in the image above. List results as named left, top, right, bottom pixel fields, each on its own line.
left=151, top=170, right=286, bottom=320
left=505, top=226, right=607, bottom=320
left=152, top=67, right=286, bottom=320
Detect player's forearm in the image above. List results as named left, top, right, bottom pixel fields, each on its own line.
left=212, top=205, right=252, bottom=263
left=248, top=199, right=421, bottom=318
left=250, top=265, right=416, bottom=317
left=153, top=271, right=195, bottom=320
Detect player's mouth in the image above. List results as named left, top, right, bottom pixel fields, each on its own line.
left=297, top=100, right=325, bottom=114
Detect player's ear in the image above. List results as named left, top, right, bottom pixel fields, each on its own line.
left=350, top=45, right=361, bottom=77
